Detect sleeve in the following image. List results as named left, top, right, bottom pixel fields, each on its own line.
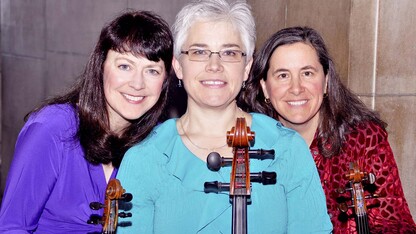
left=0, top=122, right=61, bottom=233
left=284, top=133, right=333, bottom=233
left=363, top=123, right=416, bottom=233
left=116, top=145, right=158, bottom=234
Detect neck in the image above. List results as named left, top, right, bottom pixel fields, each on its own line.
left=182, top=102, right=249, bottom=135
left=278, top=116, right=320, bottom=147
left=178, top=102, right=251, bottom=160
left=102, top=163, right=114, bottom=183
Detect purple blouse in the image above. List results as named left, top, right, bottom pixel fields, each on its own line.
left=0, top=104, right=117, bottom=233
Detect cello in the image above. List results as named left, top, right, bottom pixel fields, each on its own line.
left=204, top=117, right=276, bottom=234
left=87, top=178, right=133, bottom=234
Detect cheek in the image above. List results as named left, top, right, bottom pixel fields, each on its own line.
left=148, top=78, right=165, bottom=95
left=102, top=74, right=112, bottom=98
left=310, top=82, right=326, bottom=95
left=267, top=82, right=286, bottom=99
left=104, top=69, right=127, bottom=92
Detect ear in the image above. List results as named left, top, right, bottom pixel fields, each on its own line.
left=260, top=79, right=269, bottom=99
left=243, top=58, right=253, bottom=82
left=173, top=57, right=183, bottom=80
left=324, top=74, right=329, bottom=94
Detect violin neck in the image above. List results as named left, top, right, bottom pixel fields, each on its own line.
left=355, top=213, right=370, bottom=234
left=102, top=199, right=118, bottom=234
left=232, top=196, right=248, bottom=234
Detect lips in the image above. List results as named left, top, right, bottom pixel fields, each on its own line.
left=123, top=93, right=144, bottom=102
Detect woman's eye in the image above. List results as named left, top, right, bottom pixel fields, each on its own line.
left=277, top=73, right=288, bottom=79
left=222, top=50, right=237, bottom=56
left=304, top=71, right=313, bottom=77
left=118, top=64, right=130, bottom=71
left=148, top=69, right=160, bottom=75
left=191, top=49, right=207, bottom=55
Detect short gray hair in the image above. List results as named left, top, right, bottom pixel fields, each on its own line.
left=172, top=0, right=256, bottom=61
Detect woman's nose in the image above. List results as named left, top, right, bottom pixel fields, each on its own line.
left=129, top=73, right=145, bottom=90
left=289, top=77, right=304, bottom=95
left=205, top=53, right=224, bottom=72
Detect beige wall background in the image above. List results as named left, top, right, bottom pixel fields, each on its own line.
left=1, top=0, right=415, bottom=222
left=248, top=0, right=416, bottom=221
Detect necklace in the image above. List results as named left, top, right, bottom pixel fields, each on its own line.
left=179, top=118, right=228, bottom=151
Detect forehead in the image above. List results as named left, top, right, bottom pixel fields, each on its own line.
left=184, top=20, right=243, bottom=49
left=105, top=50, right=165, bottom=66
left=270, top=42, right=321, bottom=67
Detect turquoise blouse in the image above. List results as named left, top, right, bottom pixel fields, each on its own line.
left=117, top=113, right=332, bottom=233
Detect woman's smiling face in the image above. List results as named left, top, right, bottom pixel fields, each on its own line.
left=261, top=42, right=327, bottom=128
left=103, top=50, right=166, bottom=132
left=173, top=20, right=252, bottom=109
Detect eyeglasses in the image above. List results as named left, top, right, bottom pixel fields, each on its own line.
left=180, top=49, right=246, bottom=62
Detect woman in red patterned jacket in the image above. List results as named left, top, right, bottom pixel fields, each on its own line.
left=239, top=26, right=416, bottom=233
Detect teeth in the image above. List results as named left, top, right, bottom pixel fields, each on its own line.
left=288, top=100, right=307, bottom=106
left=123, top=94, right=144, bottom=102
left=202, top=80, right=225, bottom=85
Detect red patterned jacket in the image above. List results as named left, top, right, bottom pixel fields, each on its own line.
left=311, top=121, right=416, bottom=233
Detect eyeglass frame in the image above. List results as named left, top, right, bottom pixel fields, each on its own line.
left=180, top=49, right=247, bottom=62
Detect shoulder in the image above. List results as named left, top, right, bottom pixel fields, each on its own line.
left=250, top=113, right=307, bottom=151
left=251, top=113, right=299, bottom=139
left=123, top=118, right=177, bottom=160
left=347, top=120, right=388, bottom=144
left=22, top=104, right=78, bottom=136
left=27, top=104, right=77, bottom=126
left=118, top=120, right=177, bottom=187
left=138, top=118, right=177, bottom=148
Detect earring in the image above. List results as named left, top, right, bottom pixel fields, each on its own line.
left=177, top=79, right=182, bottom=88
left=323, top=93, right=328, bottom=98
left=265, top=98, right=271, bottom=104
left=242, top=81, right=246, bottom=89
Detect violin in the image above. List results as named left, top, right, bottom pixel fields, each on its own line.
left=87, top=178, right=133, bottom=234
left=337, top=162, right=377, bottom=234
left=204, top=117, right=276, bottom=234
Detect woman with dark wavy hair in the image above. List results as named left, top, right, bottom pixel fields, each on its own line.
left=0, top=10, right=173, bottom=233
left=240, top=26, right=416, bottom=233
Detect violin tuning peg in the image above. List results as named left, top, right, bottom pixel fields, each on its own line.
left=89, top=202, right=104, bottom=210
left=87, top=214, right=102, bottom=225
left=204, top=181, right=230, bottom=193
left=366, top=172, right=376, bottom=184
left=248, top=149, right=275, bottom=160
left=121, top=193, right=133, bottom=202
left=119, top=212, right=132, bottom=218
left=250, top=171, right=276, bottom=185
left=336, top=196, right=349, bottom=203
left=338, top=202, right=349, bottom=213
left=206, top=152, right=232, bottom=171
left=335, top=187, right=347, bottom=194
left=365, top=193, right=379, bottom=199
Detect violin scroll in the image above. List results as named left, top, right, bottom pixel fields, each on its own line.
left=87, top=178, right=132, bottom=233
left=336, top=162, right=379, bottom=234
left=204, top=118, right=277, bottom=234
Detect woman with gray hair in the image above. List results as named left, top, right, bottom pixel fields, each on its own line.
left=117, top=1, right=332, bottom=233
